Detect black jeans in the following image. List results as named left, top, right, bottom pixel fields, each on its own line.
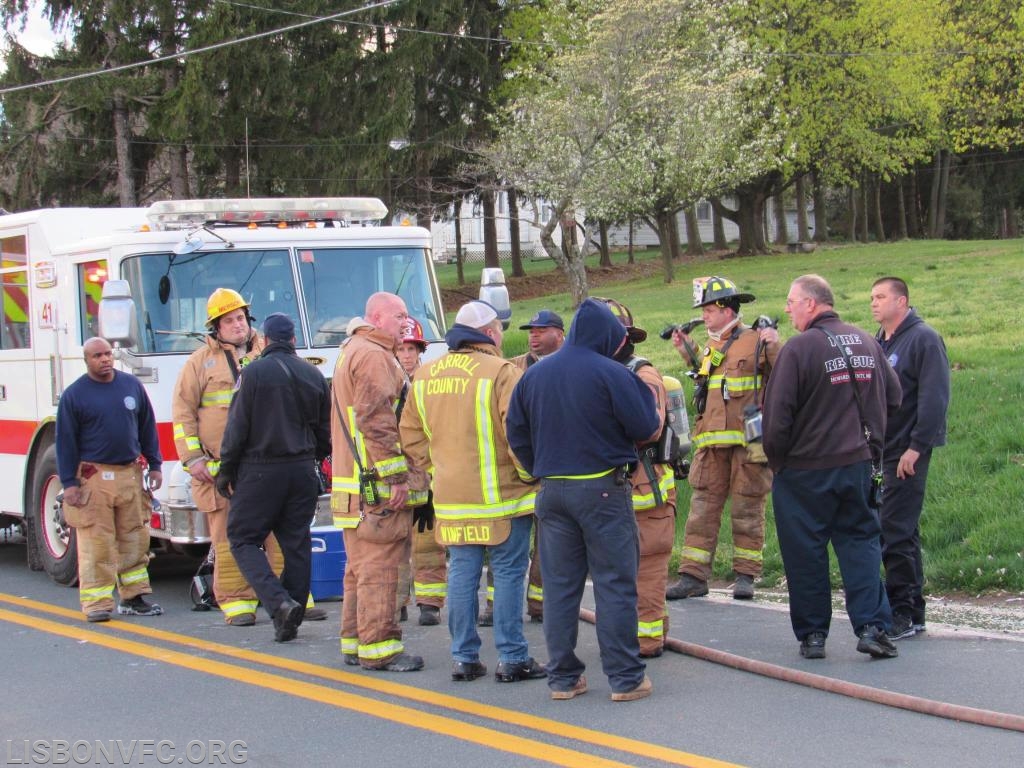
left=881, top=450, right=932, bottom=623
left=227, top=460, right=317, bottom=616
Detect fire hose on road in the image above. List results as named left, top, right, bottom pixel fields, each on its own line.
left=578, top=608, right=1024, bottom=733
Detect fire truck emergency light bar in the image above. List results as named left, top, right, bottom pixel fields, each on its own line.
left=145, top=197, right=389, bottom=230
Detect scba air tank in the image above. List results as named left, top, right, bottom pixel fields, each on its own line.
left=663, top=375, right=691, bottom=457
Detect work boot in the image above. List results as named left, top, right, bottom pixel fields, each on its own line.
left=86, top=610, right=112, bottom=623
left=451, top=660, right=488, bottom=681
left=610, top=675, right=653, bottom=702
left=495, top=658, right=547, bottom=683
left=117, top=595, right=163, bottom=617
left=478, top=603, right=493, bottom=627
left=373, top=653, right=424, bottom=672
left=305, top=607, right=328, bottom=621
left=529, top=613, right=543, bottom=624
left=272, top=598, right=303, bottom=643
left=856, top=626, right=898, bottom=659
left=418, top=605, right=441, bottom=626
left=397, top=605, right=408, bottom=623
left=550, top=675, right=587, bottom=701
left=225, top=612, right=256, bottom=627
left=342, top=653, right=360, bottom=667
left=732, top=574, right=755, bottom=600
left=665, top=574, right=708, bottom=600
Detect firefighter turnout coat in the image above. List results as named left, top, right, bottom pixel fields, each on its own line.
left=400, top=342, right=536, bottom=541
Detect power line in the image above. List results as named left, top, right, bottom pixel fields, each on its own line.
left=0, top=0, right=402, bottom=96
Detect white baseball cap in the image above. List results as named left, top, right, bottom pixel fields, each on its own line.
left=454, top=301, right=498, bottom=329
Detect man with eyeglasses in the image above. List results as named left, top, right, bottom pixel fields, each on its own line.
left=665, top=276, right=780, bottom=601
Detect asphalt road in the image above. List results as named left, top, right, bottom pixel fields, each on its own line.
left=0, top=537, right=1020, bottom=768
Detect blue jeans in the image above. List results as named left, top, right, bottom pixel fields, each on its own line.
left=447, top=515, right=532, bottom=663
left=536, top=475, right=645, bottom=694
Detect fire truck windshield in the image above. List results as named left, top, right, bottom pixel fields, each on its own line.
left=118, top=246, right=440, bottom=353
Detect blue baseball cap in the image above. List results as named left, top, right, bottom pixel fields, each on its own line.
left=263, top=313, right=295, bottom=343
left=519, top=309, right=564, bottom=331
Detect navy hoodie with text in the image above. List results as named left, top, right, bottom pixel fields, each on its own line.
left=506, top=298, right=660, bottom=478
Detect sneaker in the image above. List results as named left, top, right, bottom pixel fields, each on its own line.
left=117, top=595, right=163, bottom=617
left=86, top=610, right=112, bottom=623
left=610, top=675, right=653, bottom=702
left=856, top=625, right=899, bottom=659
left=478, top=604, right=493, bottom=627
left=550, top=675, right=587, bottom=700
left=889, top=613, right=916, bottom=641
left=665, top=574, right=708, bottom=600
left=225, top=612, right=256, bottom=627
left=375, top=653, right=424, bottom=673
left=732, top=574, right=755, bottom=600
left=305, top=607, right=328, bottom=621
left=418, top=605, right=441, bottom=626
left=912, top=622, right=927, bottom=634
left=799, top=631, right=827, bottom=659
left=451, top=660, right=488, bottom=681
left=495, top=658, right=547, bottom=683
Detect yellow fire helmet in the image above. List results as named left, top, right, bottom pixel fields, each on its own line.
left=205, top=288, right=250, bottom=328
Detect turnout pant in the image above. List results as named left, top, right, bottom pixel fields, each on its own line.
left=636, top=504, right=674, bottom=656
left=412, top=526, right=447, bottom=609
left=67, top=462, right=152, bottom=615
left=227, top=460, right=316, bottom=620
left=536, top=475, right=645, bottom=695
left=680, top=446, right=771, bottom=580
left=881, top=450, right=932, bottom=624
left=772, top=461, right=892, bottom=641
left=341, top=508, right=411, bottom=668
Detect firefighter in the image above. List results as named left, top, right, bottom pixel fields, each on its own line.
left=56, top=337, right=163, bottom=622
left=394, top=318, right=447, bottom=627
left=598, top=298, right=676, bottom=658
left=666, top=277, right=780, bottom=601
left=171, top=288, right=326, bottom=625
left=332, top=292, right=430, bottom=672
left=478, top=310, right=565, bottom=626
left=400, top=300, right=544, bottom=683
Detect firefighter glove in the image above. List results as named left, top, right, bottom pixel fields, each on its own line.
left=413, top=492, right=435, bottom=533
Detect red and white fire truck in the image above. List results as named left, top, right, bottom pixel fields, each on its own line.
left=0, top=197, right=508, bottom=585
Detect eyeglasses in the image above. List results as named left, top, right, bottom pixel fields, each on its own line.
left=785, top=296, right=811, bottom=307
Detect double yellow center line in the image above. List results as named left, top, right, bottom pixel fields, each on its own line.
left=0, top=593, right=743, bottom=768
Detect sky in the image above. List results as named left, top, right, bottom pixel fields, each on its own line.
left=4, top=1, right=63, bottom=60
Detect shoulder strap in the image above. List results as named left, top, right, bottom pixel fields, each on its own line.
left=625, top=356, right=652, bottom=374
left=223, top=349, right=240, bottom=383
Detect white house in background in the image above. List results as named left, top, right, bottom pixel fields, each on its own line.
left=399, top=193, right=804, bottom=263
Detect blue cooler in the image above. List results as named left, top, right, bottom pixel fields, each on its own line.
left=310, top=525, right=346, bottom=601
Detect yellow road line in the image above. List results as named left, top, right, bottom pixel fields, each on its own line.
left=0, top=593, right=745, bottom=768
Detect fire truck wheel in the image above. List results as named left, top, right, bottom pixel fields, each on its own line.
left=29, top=444, right=79, bottom=586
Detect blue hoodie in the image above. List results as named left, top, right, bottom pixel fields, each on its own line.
left=506, top=298, right=660, bottom=477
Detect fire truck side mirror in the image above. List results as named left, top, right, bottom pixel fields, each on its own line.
left=479, top=268, right=511, bottom=330
left=99, top=279, right=139, bottom=347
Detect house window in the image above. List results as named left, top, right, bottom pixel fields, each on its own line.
left=697, top=202, right=711, bottom=221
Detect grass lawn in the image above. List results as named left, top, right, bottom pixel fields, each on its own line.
left=436, top=240, right=1024, bottom=594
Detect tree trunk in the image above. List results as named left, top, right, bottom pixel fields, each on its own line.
left=482, top=188, right=499, bottom=269
left=712, top=203, right=728, bottom=249
left=873, top=175, right=886, bottom=243
left=935, top=151, right=951, bottom=239
left=795, top=175, right=810, bottom=241
left=539, top=198, right=588, bottom=306
left=684, top=205, right=704, bottom=257
left=908, top=169, right=922, bottom=238
left=598, top=220, right=611, bottom=267
left=859, top=183, right=870, bottom=243
left=224, top=146, right=241, bottom=196
left=112, top=94, right=136, bottom=207
left=896, top=177, right=909, bottom=240
left=773, top=193, right=788, bottom=245
left=927, top=150, right=942, bottom=237
left=627, top=219, right=635, bottom=264
left=507, top=187, right=526, bottom=278
left=454, top=198, right=465, bottom=286
left=667, top=210, right=682, bottom=262
left=656, top=209, right=674, bottom=284
left=846, top=186, right=857, bottom=241
left=812, top=172, right=828, bottom=242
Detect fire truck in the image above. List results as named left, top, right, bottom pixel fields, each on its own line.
left=0, top=197, right=509, bottom=585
